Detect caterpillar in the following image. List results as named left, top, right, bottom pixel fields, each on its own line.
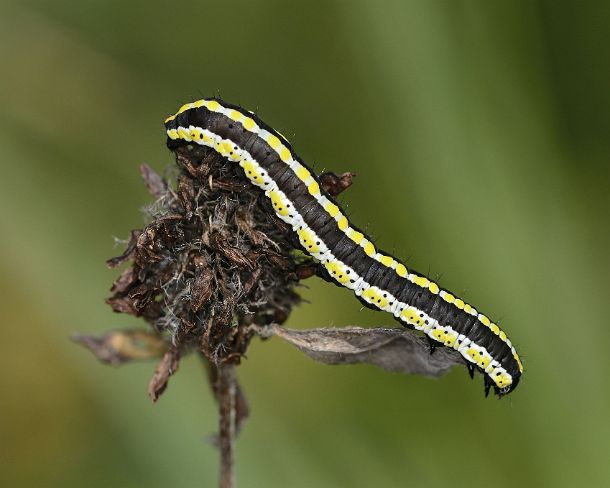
left=164, top=98, right=523, bottom=396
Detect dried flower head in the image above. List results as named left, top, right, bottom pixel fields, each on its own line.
left=74, top=142, right=463, bottom=488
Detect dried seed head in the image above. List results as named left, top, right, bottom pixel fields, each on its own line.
left=107, top=145, right=302, bottom=363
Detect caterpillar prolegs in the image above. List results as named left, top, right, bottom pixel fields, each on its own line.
left=164, top=98, right=523, bottom=396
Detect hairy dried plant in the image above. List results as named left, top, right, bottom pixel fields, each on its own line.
left=75, top=144, right=463, bottom=488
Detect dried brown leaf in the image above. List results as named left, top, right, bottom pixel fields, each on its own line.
left=319, top=172, right=356, bottom=196
left=72, top=329, right=168, bottom=366
left=105, top=295, right=138, bottom=315
left=106, top=230, right=142, bottom=268
left=148, top=345, right=181, bottom=402
left=295, top=262, right=318, bottom=280
left=210, top=232, right=256, bottom=269
left=140, top=163, right=168, bottom=198
left=259, top=325, right=462, bottom=377
left=191, top=255, right=214, bottom=312
left=212, top=178, right=250, bottom=192
left=109, top=267, right=138, bottom=294
left=178, top=175, right=196, bottom=219
left=242, top=267, right=262, bottom=296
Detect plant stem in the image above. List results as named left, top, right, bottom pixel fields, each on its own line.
left=218, top=362, right=237, bottom=488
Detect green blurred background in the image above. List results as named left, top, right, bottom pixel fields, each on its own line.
left=2, top=1, right=609, bottom=486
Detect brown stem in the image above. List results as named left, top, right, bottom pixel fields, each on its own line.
left=217, top=362, right=237, bottom=488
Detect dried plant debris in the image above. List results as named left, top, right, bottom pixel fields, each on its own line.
left=253, top=324, right=462, bottom=377
left=72, top=329, right=168, bottom=366
left=148, top=344, right=181, bottom=402
left=105, top=148, right=305, bottom=365
left=76, top=142, right=466, bottom=428
left=317, top=171, right=356, bottom=197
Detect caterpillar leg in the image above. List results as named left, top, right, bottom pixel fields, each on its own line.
left=467, top=362, right=476, bottom=379
left=484, top=375, right=493, bottom=398
left=426, top=335, right=439, bottom=355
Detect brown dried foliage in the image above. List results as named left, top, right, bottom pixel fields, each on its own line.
left=106, top=146, right=306, bottom=367
left=78, top=144, right=467, bottom=402
left=75, top=144, right=464, bottom=487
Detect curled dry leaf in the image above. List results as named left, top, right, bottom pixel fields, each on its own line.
left=178, top=175, right=196, bottom=219
left=191, top=255, right=214, bottom=312
left=148, top=345, right=181, bottom=403
left=72, top=329, right=168, bottom=366
left=257, top=324, right=463, bottom=377
left=106, top=230, right=142, bottom=269
left=318, top=172, right=356, bottom=196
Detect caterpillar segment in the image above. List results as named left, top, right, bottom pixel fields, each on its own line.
left=165, top=98, right=523, bottom=396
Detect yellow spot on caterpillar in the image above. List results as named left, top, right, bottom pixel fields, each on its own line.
left=207, top=100, right=220, bottom=111
left=308, top=182, right=320, bottom=195
left=363, top=241, right=375, bottom=257
left=478, top=354, right=491, bottom=369
left=428, top=282, right=439, bottom=294
left=167, top=129, right=179, bottom=139
left=241, top=160, right=265, bottom=185
left=479, top=315, right=491, bottom=326
left=464, top=303, right=472, bottom=314
left=466, top=348, right=479, bottom=362
left=444, top=331, right=458, bottom=347
left=203, top=134, right=213, bottom=145
left=337, top=216, right=349, bottom=230
left=432, top=328, right=447, bottom=342
left=296, top=165, right=311, bottom=181
left=379, top=255, right=394, bottom=267
left=219, top=140, right=236, bottom=158
left=324, top=260, right=350, bottom=284
left=193, top=100, right=206, bottom=108
left=349, top=230, right=364, bottom=245
left=229, top=109, right=243, bottom=121
left=414, top=275, right=429, bottom=288
left=325, top=202, right=339, bottom=217
left=164, top=114, right=176, bottom=123
left=454, top=298, right=465, bottom=309
left=279, top=147, right=292, bottom=162
left=494, top=371, right=512, bottom=388
left=442, top=292, right=455, bottom=304
left=243, top=118, right=256, bottom=130
left=395, top=263, right=408, bottom=277
left=400, top=308, right=424, bottom=329
left=362, top=288, right=389, bottom=309
left=178, top=128, right=191, bottom=141
left=268, top=190, right=290, bottom=216
left=267, top=134, right=281, bottom=149
left=178, top=103, right=192, bottom=114
left=296, top=226, right=319, bottom=253
left=490, top=323, right=500, bottom=334
left=499, top=331, right=507, bottom=341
